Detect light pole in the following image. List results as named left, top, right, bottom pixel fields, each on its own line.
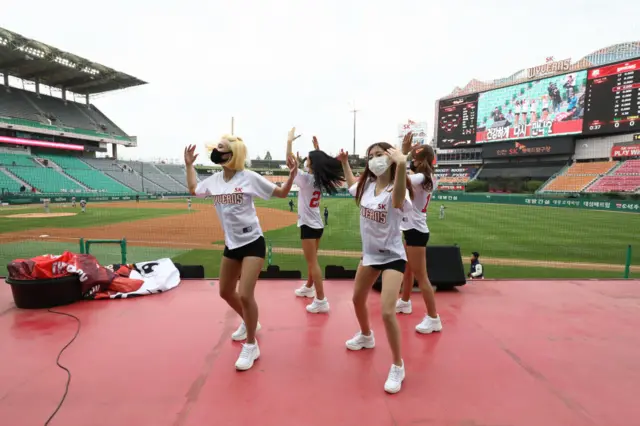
left=350, top=102, right=358, bottom=154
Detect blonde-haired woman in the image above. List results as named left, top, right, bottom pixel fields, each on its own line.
left=184, top=132, right=297, bottom=371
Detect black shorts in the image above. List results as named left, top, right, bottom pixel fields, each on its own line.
left=223, top=237, right=266, bottom=260
left=300, top=225, right=324, bottom=240
left=368, top=259, right=407, bottom=274
left=403, top=229, right=430, bottom=247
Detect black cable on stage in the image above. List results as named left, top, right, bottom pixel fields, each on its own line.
left=44, top=308, right=81, bottom=426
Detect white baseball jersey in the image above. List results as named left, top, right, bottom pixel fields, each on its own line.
left=349, top=180, right=411, bottom=266
left=400, top=174, right=433, bottom=234
left=195, top=170, right=276, bottom=250
left=294, top=170, right=324, bottom=229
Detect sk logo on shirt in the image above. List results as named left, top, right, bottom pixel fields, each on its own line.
left=234, top=187, right=243, bottom=193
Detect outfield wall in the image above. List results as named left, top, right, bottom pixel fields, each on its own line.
left=287, top=190, right=640, bottom=213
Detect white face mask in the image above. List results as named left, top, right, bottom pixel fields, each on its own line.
left=368, top=156, right=390, bottom=177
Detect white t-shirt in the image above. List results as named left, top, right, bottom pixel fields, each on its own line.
left=195, top=170, right=276, bottom=250
left=400, top=174, right=432, bottom=234
left=294, top=170, right=324, bottom=229
left=349, top=180, right=411, bottom=266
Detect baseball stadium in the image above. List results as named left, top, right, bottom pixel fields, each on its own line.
left=2, top=25, right=640, bottom=426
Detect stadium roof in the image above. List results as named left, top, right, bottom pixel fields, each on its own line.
left=0, top=27, right=147, bottom=95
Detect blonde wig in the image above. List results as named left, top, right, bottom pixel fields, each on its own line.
left=205, top=134, right=247, bottom=170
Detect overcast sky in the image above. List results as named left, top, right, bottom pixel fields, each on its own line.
left=2, top=0, right=639, bottom=163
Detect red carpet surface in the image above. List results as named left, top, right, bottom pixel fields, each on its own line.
left=1, top=279, right=639, bottom=426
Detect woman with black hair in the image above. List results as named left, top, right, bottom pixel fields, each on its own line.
left=184, top=133, right=297, bottom=372
left=396, top=142, right=442, bottom=335
left=288, top=133, right=345, bottom=313
left=338, top=134, right=414, bottom=394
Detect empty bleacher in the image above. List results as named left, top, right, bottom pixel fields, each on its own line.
left=41, top=155, right=136, bottom=194
left=586, top=159, right=640, bottom=193
left=82, top=158, right=168, bottom=193
left=118, top=161, right=186, bottom=192
left=542, top=161, right=617, bottom=192
left=477, top=162, right=565, bottom=180
left=7, top=166, right=84, bottom=193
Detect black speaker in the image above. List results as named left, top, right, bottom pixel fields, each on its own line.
left=174, top=264, right=205, bottom=279
left=373, top=245, right=466, bottom=292
left=259, top=265, right=302, bottom=280
left=325, top=265, right=357, bottom=279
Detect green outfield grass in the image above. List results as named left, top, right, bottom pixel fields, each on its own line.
left=0, top=196, right=638, bottom=279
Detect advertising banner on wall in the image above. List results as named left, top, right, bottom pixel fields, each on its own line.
left=611, top=144, right=640, bottom=158
left=397, top=120, right=428, bottom=145
left=482, top=137, right=574, bottom=158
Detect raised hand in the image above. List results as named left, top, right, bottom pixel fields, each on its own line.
left=184, top=145, right=198, bottom=166
left=336, top=149, right=349, bottom=163
left=288, top=127, right=302, bottom=143
left=312, top=136, right=320, bottom=151
left=386, top=147, right=407, bottom=165
left=401, top=131, right=414, bottom=154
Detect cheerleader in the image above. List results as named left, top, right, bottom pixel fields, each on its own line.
left=288, top=134, right=345, bottom=313
left=338, top=135, right=414, bottom=394
left=396, top=143, right=442, bottom=334
left=184, top=133, right=297, bottom=371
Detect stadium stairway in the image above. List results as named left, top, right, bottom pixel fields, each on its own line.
left=0, top=167, right=26, bottom=192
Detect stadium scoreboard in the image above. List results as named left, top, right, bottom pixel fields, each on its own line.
left=583, top=58, right=640, bottom=135
left=436, top=93, right=478, bottom=147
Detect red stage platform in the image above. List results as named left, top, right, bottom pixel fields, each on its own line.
left=1, top=279, right=639, bottom=426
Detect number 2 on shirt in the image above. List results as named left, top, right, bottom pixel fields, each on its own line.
left=309, top=191, right=321, bottom=208
left=421, top=193, right=432, bottom=213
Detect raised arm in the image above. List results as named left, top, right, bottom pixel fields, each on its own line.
left=272, top=154, right=298, bottom=198
left=386, top=147, right=408, bottom=209
left=337, top=150, right=356, bottom=188
left=286, top=127, right=300, bottom=159
left=401, top=131, right=414, bottom=155
left=184, top=145, right=199, bottom=195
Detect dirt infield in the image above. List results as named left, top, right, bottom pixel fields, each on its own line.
left=0, top=203, right=297, bottom=248
left=2, top=213, right=77, bottom=218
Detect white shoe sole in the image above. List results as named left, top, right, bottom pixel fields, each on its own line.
left=396, top=307, right=412, bottom=314
left=415, top=325, right=443, bottom=334
left=384, top=383, right=402, bottom=394
left=306, top=304, right=330, bottom=314
left=346, top=341, right=375, bottom=351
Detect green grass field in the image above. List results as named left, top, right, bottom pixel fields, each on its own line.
left=0, top=196, right=637, bottom=279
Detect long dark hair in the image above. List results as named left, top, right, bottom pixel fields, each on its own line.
left=307, top=150, right=345, bottom=195
left=410, top=144, right=435, bottom=191
left=355, top=142, right=414, bottom=206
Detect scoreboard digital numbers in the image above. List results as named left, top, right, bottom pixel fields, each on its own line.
left=583, top=58, right=640, bottom=135
left=436, top=93, right=478, bottom=148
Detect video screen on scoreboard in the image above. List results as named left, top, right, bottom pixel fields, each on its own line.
left=436, top=93, right=478, bottom=148
left=582, top=58, right=640, bottom=135
left=476, top=70, right=587, bottom=143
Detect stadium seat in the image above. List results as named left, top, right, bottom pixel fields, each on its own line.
left=542, top=161, right=617, bottom=193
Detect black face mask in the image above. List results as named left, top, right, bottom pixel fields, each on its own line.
left=409, top=162, right=418, bottom=173
left=211, top=149, right=232, bottom=165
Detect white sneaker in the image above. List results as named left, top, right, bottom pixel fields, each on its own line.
left=294, top=284, right=316, bottom=298
left=231, top=321, right=262, bottom=341
left=235, top=341, right=260, bottom=371
left=395, top=299, right=412, bottom=314
left=306, top=297, right=330, bottom=313
left=345, top=330, right=375, bottom=351
left=384, top=362, right=405, bottom=394
left=415, top=315, right=443, bottom=334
